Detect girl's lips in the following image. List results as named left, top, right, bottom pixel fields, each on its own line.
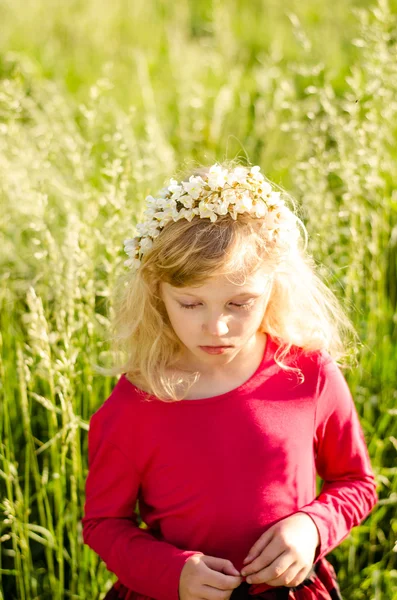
left=200, top=345, right=233, bottom=349
left=199, top=346, right=233, bottom=354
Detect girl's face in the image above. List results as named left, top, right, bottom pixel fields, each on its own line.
left=159, top=269, right=273, bottom=373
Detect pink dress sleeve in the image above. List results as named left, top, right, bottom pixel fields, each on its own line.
left=297, top=358, right=378, bottom=562
left=81, top=411, right=202, bottom=600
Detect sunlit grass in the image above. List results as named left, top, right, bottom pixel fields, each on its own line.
left=0, top=0, right=396, bottom=598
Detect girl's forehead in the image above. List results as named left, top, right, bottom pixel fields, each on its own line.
left=161, top=270, right=272, bottom=295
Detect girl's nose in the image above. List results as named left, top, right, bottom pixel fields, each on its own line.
left=203, top=317, right=229, bottom=337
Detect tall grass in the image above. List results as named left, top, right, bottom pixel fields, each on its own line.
left=0, top=0, right=396, bottom=598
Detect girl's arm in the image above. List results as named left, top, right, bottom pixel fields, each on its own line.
left=82, top=412, right=202, bottom=600
left=297, top=358, right=378, bottom=562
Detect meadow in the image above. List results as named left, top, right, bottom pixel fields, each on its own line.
left=0, top=0, right=396, bottom=598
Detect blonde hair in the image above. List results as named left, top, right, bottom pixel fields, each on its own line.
left=96, top=158, right=359, bottom=401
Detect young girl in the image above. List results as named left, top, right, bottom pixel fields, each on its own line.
left=82, top=161, right=378, bottom=600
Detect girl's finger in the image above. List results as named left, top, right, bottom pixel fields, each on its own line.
left=284, top=564, right=311, bottom=588
left=245, top=554, right=293, bottom=585
left=242, top=538, right=284, bottom=576
left=264, top=561, right=302, bottom=587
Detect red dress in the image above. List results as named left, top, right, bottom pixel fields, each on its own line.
left=82, top=335, right=377, bottom=600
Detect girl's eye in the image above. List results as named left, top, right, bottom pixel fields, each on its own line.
left=179, top=302, right=253, bottom=311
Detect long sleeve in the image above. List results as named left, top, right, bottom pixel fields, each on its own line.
left=81, top=411, right=202, bottom=600
left=298, top=359, right=378, bottom=562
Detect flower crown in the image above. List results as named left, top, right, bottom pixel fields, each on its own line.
left=124, top=163, right=301, bottom=270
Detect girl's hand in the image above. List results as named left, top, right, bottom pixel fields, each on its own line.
left=240, top=512, right=320, bottom=588
left=179, top=554, right=243, bottom=600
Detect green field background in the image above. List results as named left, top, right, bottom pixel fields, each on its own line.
left=0, top=0, right=396, bottom=598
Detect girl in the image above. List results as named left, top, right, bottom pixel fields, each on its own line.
left=82, top=161, right=378, bottom=600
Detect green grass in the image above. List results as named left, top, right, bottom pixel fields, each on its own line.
left=0, top=0, right=396, bottom=598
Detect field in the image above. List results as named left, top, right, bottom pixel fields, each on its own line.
left=0, top=0, right=396, bottom=598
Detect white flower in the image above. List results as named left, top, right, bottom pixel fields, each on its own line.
left=234, top=190, right=253, bottom=213
left=143, top=207, right=156, bottom=219
left=175, top=208, right=196, bottom=222
left=226, top=166, right=249, bottom=186
left=267, top=191, right=283, bottom=207
left=140, top=237, right=153, bottom=253
left=220, top=188, right=237, bottom=204
left=198, top=200, right=218, bottom=221
left=146, top=220, right=162, bottom=237
left=145, top=195, right=158, bottom=208
left=252, top=201, right=267, bottom=218
left=136, top=222, right=149, bottom=235
left=162, top=201, right=179, bottom=222
left=156, top=198, right=171, bottom=209
left=159, top=211, right=176, bottom=227
left=179, top=194, right=195, bottom=209
left=228, top=205, right=239, bottom=220
left=182, top=175, right=205, bottom=199
left=258, top=182, right=273, bottom=197
left=151, top=227, right=161, bottom=239
left=162, top=198, right=178, bottom=214
left=124, top=238, right=139, bottom=252
left=124, top=162, right=300, bottom=269
left=207, top=164, right=227, bottom=190
left=168, top=178, right=183, bottom=200
left=214, top=199, right=230, bottom=215
left=250, top=166, right=265, bottom=183
left=158, top=187, right=169, bottom=199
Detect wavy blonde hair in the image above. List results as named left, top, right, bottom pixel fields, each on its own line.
left=96, top=158, right=358, bottom=401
